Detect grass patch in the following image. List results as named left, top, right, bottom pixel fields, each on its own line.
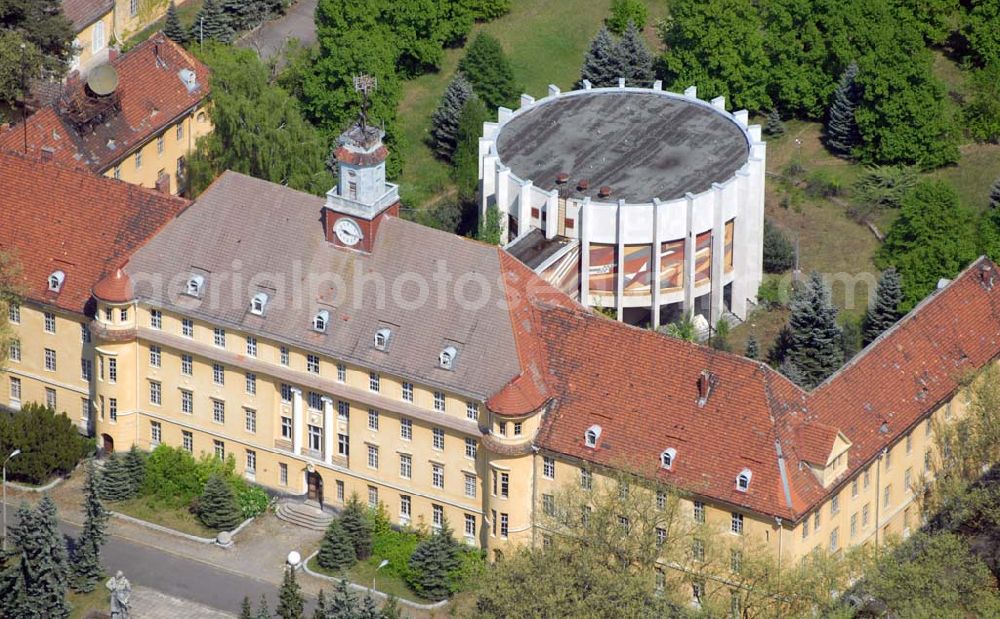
left=307, top=556, right=432, bottom=604
left=111, top=495, right=217, bottom=538
left=69, top=586, right=109, bottom=619
left=931, top=143, right=1000, bottom=212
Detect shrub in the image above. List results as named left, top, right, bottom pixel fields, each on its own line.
left=234, top=482, right=269, bottom=519
left=318, top=519, right=357, bottom=571
left=850, top=165, right=917, bottom=221
left=448, top=548, right=486, bottom=593
left=607, top=0, right=647, bottom=35
left=804, top=170, right=844, bottom=198
left=763, top=218, right=794, bottom=273
left=141, top=445, right=204, bottom=509
left=370, top=506, right=421, bottom=582
left=756, top=275, right=788, bottom=310
left=0, top=402, right=89, bottom=484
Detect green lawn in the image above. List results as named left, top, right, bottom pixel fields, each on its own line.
left=69, top=586, right=109, bottom=619
left=396, top=0, right=668, bottom=208
left=307, top=556, right=432, bottom=604
left=111, top=496, right=217, bottom=538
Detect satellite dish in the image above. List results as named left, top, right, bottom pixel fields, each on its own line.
left=87, top=65, right=119, bottom=96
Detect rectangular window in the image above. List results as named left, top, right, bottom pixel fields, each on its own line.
left=9, top=377, right=21, bottom=403
left=181, top=354, right=192, bottom=376
left=432, top=504, right=443, bottom=528
left=656, top=490, right=667, bottom=511
left=280, top=463, right=289, bottom=486
left=104, top=307, right=113, bottom=321
left=182, top=430, right=193, bottom=453
left=213, top=327, right=226, bottom=347
left=367, top=444, right=379, bottom=469
left=214, top=439, right=225, bottom=460
left=400, top=495, right=411, bottom=520
left=656, top=527, right=667, bottom=548
left=307, top=354, right=320, bottom=374
left=113, top=165, right=121, bottom=180
left=500, top=513, right=508, bottom=538
left=336, top=363, right=345, bottom=382
left=135, top=151, right=142, bottom=169
left=905, top=434, right=912, bottom=454
left=400, top=417, right=412, bottom=440
left=281, top=416, right=292, bottom=439
left=280, top=346, right=289, bottom=366
left=182, top=318, right=193, bottom=337
left=399, top=453, right=412, bottom=479
left=498, top=422, right=507, bottom=436
left=401, top=382, right=413, bottom=402
left=466, top=401, right=479, bottom=421
left=369, top=372, right=380, bottom=392
left=213, top=363, right=224, bottom=385
left=542, top=456, right=555, bottom=479
left=368, top=486, right=378, bottom=508
left=338, top=434, right=349, bottom=456
left=925, top=450, right=932, bottom=472
left=904, top=467, right=912, bottom=492
left=862, top=503, right=871, bottom=527
left=850, top=513, right=858, bottom=538
left=109, top=397, right=117, bottom=421
left=432, top=428, right=444, bottom=450
left=281, top=384, right=292, bottom=403
left=213, top=399, right=225, bottom=423
left=814, top=512, right=821, bottom=530
left=514, top=422, right=523, bottom=436
left=465, top=473, right=476, bottom=498
left=542, top=493, right=554, bottom=516
left=884, top=450, right=891, bottom=470
left=81, top=322, right=91, bottom=343
left=149, top=345, right=161, bottom=367
left=308, top=425, right=322, bottom=452
left=464, top=514, right=476, bottom=538
left=831, top=494, right=840, bottom=515
left=245, top=408, right=256, bottom=433
left=181, top=389, right=193, bottom=414
left=830, top=527, right=840, bottom=551
left=8, top=339, right=19, bottom=363
left=432, top=463, right=444, bottom=489
left=694, top=501, right=705, bottom=523
left=883, top=484, right=891, bottom=508
left=336, top=480, right=346, bottom=501
left=176, top=123, right=184, bottom=141
left=864, top=469, right=871, bottom=489
left=245, top=336, right=257, bottom=357
left=434, top=391, right=445, bottom=412
left=692, top=539, right=705, bottom=562
left=730, top=549, right=743, bottom=573
left=465, top=438, right=477, bottom=459
left=44, top=348, right=56, bottom=371
left=852, top=479, right=859, bottom=497
left=500, top=472, right=509, bottom=498
left=803, top=518, right=809, bottom=538
left=308, top=391, right=322, bottom=410
left=580, top=469, right=592, bottom=490
left=368, top=409, right=379, bottom=431
left=731, top=512, right=744, bottom=535
left=8, top=304, right=19, bottom=323
left=44, top=311, right=55, bottom=333
left=150, top=421, right=161, bottom=445
left=246, top=450, right=256, bottom=474
left=81, top=398, right=89, bottom=422
left=149, top=381, right=161, bottom=405
left=338, top=400, right=349, bottom=421
left=129, top=0, right=138, bottom=17
left=81, top=358, right=92, bottom=381
left=156, top=134, right=165, bottom=155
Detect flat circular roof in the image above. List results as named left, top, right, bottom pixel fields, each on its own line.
left=495, top=91, right=750, bottom=203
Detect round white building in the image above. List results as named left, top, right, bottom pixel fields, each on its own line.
left=478, top=81, right=766, bottom=327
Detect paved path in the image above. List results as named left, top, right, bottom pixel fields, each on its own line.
left=238, top=0, right=318, bottom=61
left=131, top=586, right=235, bottom=619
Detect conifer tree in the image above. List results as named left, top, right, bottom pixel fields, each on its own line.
left=0, top=503, right=39, bottom=617
left=124, top=445, right=145, bottom=497
left=616, top=21, right=654, bottom=87
left=407, top=518, right=460, bottom=601
left=240, top=596, right=254, bottom=619
left=990, top=177, right=1000, bottom=210
left=784, top=272, right=843, bottom=388
left=328, top=578, right=357, bottom=618
left=256, top=593, right=271, bottom=619
left=318, top=518, right=357, bottom=571
left=191, top=0, right=234, bottom=44
left=764, top=109, right=785, bottom=137
left=358, top=592, right=380, bottom=619
left=381, top=594, right=402, bottom=619
left=430, top=74, right=474, bottom=161
left=745, top=334, right=759, bottom=360
left=164, top=1, right=189, bottom=44
left=779, top=358, right=806, bottom=387
left=339, top=494, right=372, bottom=560
left=578, top=26, right=620, bottom=88
left=862, top=268, right=903, bottom=345
left=825, top=63, right=861, bottom=157
left=458, top=33, right=519, bottom=111
left=72, top=462, right=109, bottom=593
left=0, top=498, right=72, bottom=618
left=311, top=589, right=327, bottom=619
left=99, top=454, right=133, bottom=502
left=276, top=567, right=304, bottom=619
left=197, top=472, right=243, bottom=531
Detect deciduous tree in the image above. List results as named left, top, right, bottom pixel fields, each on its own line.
left=0, top=0, right=73, bottom=87
left=607, top=0, right=647, bottom=35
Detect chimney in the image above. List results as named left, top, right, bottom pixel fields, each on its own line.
left=155, top=172, right=171, bottom=194
left=980, top=263, right=995, bottom=291
left=555, top=172, right=569, bottom=185
left=597, top=185, right=612, bottom=198
left=697, top=370, right=717, bottom=408
left=40, top=147, right=54, bottom=162
left=577, top=179, right=589, bottom=192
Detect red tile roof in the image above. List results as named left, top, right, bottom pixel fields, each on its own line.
left=0, top=34, right=209, bottom=173
left=62, top=0, right=113, bottom=31
left=0, top=150, right=189, bottom=315
left=92, top=268, right=133, bottom=303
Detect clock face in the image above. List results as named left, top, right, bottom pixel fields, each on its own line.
left=334, top=217, right=363, bottom=246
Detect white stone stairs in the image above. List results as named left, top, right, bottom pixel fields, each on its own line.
left=275, top=499, right=333, bottom=531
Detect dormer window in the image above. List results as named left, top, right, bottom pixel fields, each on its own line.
left=584, top=425, right=602, bottom=448
left=374, top=328, right=391, bottom=351
left=313, top=310, right=330, bottom=332
left=736, top=468, right=752, bottom=492
left=439, top=345, right=457, bottom=370
left=48, top=270, right=65, bottom=292
left=186, top=274, right=204, bottom=297
left=660, top=448, right=677, bottom=470
left=250, top=292, right=268, bottom=316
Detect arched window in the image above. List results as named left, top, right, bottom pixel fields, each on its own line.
left=313, top=310, right=330, bottom=332
left=250, top=292, right=268, bottom=316
left=48, top=271, right=65, bottom=292
left=736, top=468, right=752, bottom=492
left=185, top=274, right=204, bottom=297
left=374, top=328, right=391, bottom=351
left=584, top=425, right=602, bottom=448
left=660, top=448, right=677, bottom=470
left=439, top=345, right=457, bottom=370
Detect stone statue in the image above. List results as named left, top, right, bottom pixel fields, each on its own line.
left=106, top=570, right=132, bottom=619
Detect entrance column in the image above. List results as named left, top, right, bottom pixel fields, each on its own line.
left=322, top=397, right=334, bottom=465
left=291, top=388, right=303, bottom=456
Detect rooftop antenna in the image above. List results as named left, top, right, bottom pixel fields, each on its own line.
left=352, top=74, right=377, bottom=133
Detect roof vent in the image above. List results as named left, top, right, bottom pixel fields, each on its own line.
left=555, top=172, right=569, bottom=184
left=577, top=179, right=590, bottom=192
left=178, top=68, right=198, bottom=93
left=597, top=185, right=612, bottom=198
left=697, top=370, right=717, bottom=407
left=936, top=278, right=951, bottom=290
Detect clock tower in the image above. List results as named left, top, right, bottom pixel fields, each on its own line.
left=323, top=76, right=400, bottom=253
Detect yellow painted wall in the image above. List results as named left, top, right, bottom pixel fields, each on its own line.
left=113, top=0, right=178, bottom=40
left=72, top=12, right=115, bottom=74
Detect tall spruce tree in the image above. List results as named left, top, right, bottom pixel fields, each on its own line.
left=990, top=177, right=1000, bottom=210
left=406, top=518, right=460, bottom=601
left=197, top=472, right=243, bottom=530
left=328, top=578, right=357, bottom=618
left=430, top=74, right=474, bottom=161
left=358, top=592, right=380, bottom=619
left=317, top=518, right=357, bottom=571
left=124, top=446, right=145, bottom=497
left=779, top=358, right=806, bottom=387
left=862, top=268, right=902, bottom=345
left=164, top=1, right=189, bottom=44
left=256, top=593, right=271, bottom=619
left=311, top=589, right=327, bottom=619
left=276, top=567, right=304, bottom=619
left=616, top=21, right=654, bottom=87
left=72, top=462, right=109, bottom=593
left=0, top=498, right=72, bottom=618
left=784, top=272, right=843, bottom=388
left=99, top=454, right=133, bottom=502
left=745, top=334, right=759, bottom=360
left=825, top=63, right=861, bottom=157
left=578, top=26, right=620, bottom=88
left=458, top=32, right=518, bottom=111
left=339, top=494, right=372, bottom=560
left=764, top=109, right=786, bottom=137
left=191, top=0, right=234, bottom=44
left=240, top=596, right=254, bottom=619
left=381, top=594, right=402, bottom=619
left=0, top=503, right=40, bottom=617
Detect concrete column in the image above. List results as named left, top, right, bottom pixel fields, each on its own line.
left=652, top=198, right=663, bottom=327
left=615, top=199, right=625, bottom=321
left=518, top=180, right=533, bottom=235
left=544, top=191, right=558, bottom=239
left=291, top=388, right=303, bottom=456
left=496, top=166, right=511, bottom=243
left=548, top=84, right=561, bottom=98
left=579, top=198, right=591, bottom=306
left=684, top=86, right=697, bottom=99
left=710, top=96, right=726, bottom=110
left=497, top=107, right=513, bottom=123
left=731, top=169, right=752, bottom=319
left=519, top=94, right=535, bottom=109
left=322, top=396, right=334, bottom=465
left=710, top=184, right=725, bottom=326
left=683, top=193, right=696, bottom=318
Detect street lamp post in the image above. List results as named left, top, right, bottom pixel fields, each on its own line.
left=3, top=448, right=22, bottom=552
left=372, top=558, right=389, bottom=593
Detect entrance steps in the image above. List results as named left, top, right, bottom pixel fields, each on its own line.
left=276, top=499, right=333, bottom=531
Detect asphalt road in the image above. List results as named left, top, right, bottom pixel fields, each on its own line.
left=238, top=0, right=319, bottom=61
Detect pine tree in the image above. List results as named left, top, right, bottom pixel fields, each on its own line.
left=197, top=472, right=243, bottom=531
left=862, top=268, right=903, bottom=345
left=406, top=518, right=459, bottom=601
left=191, top=0, right=234, bottom=44
left=458, top=32, right=519, bottom=111
left=764, top=109, right=785, bottom=137
left=381, top=594, right=402, bottom=619
left=430, top=74, right=474, bottom=161
left=825, top=63, right=861, bottom=157
left=99, top=454, right=133, bottom=502
left=124, top=445, right=145, bottom=497
left=326, top=578, right=357, bottom=618
left=276, top=567, right=304, bottom=619
left=311, top=589, right=327, bottom=619
left=339, top=494, right=372, bottom=560
left=779, top=358, right=806, bottom=387
left=578, top=26, right=620, bottom=88
left=745, top=334, right=759, bottom=360
left=164, top=1, right=189, bottom=44
left=256, top=593, right=271, bottom=619
left=763, top=218, right=794, bottom=273
left=240, top=596, right=254, bottom=619
left=616, top=21, right=653, bottom=87
left=6, top=497, right=72, bottom=618
left=990, top=177, right=1000, bottom=210
left=358, top=592, right=380, bottom=619
left=0, top=504, right=39, bottom=617
left=785, top=272, right=844, bottom=388
left=72, top=462, right=109, bottom=593
left=318, top=518, right=357, bottom=571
